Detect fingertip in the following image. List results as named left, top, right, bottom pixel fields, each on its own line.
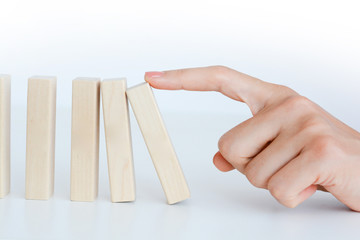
left=144, top=72, right=150, bottom=82
left=144, top=71, right=172, bottom=89
left=213, top=152, right=235, bottom=172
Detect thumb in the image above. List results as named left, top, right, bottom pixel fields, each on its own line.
left=145, top=66, right=294, bottom=114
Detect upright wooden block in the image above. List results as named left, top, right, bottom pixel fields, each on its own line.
left=126, top=83, right=190, bottom=204
left=101, top=79, right=135, bottom=202
left=71, top=78, right=100, bottom=202
left=0, top=75, right=11, bottom=198
left=25, top=76, right=57, bottom=200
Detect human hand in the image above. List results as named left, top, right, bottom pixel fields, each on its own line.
left=145, top=66, right=360, bottom=211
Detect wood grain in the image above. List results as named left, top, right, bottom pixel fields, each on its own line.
left=25, top=76, right=57, bottom=200
left=126, top=82, right=190, bottom=204
left=71, top=78, right=100, bottom=202
left=0, top=74, right=11, bottom=198
left=101, top=78, right=136, bottom=202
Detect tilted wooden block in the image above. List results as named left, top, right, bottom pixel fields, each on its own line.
left=71, top=78, right=100, bottom=202
left=25, top=76, right=57, bottom=200
left=126, top=83, right=190, bottom=204
left=101, top=78, right=136, bottom=202
left=0, top=74, right=11, bottom=198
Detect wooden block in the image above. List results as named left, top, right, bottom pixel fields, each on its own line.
left=71, top=78, right=100, bottom=202
left=126, top=83, right=190, bottom=204
left=0, top=74, right=11, bottom=198
left=101, top=79, right=136, bottom=202
left=25, top=76, right=57, bottom=200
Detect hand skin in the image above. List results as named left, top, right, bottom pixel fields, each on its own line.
left=145, top=66, right=360, bottom=211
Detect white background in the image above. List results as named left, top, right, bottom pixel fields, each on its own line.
left=1, top=0, right=360, bottom=239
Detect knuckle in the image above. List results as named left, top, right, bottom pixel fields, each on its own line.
left=210, top=65, right=232, bottom=82
left=304, top=116, right=328, bottom=128
left=301, top=117, right=329, bottom=135
left=268, top=182, right=297, bottom=208
left=210, top=65, right=231, bottom=75
left=281, top=95, right=315, bottom=113
left=263, top=85, right=298, bottom=106
left=218, top=133, right=231, bottom=156
left=268, top=181, right=283, bottom=200
left=245, top=167, right=265, bottom=188
left=311, top=135, right=339, bottom=159
left=274, top=85, right=298, bottom=96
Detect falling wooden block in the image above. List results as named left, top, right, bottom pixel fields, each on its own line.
left=71, top=78, right=101, bottom=202
left=25, top=76, right=57, bottom=200
left=0, top=74, right=11, bottom=198
left=126, top=82, right=190, bottom=204
left=101, top=78, right=136, bottom=202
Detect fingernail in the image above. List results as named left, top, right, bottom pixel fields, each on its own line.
left=145, top=71, right=164, bottom=81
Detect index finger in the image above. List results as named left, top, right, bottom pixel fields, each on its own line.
left=145, top=66, right=291, bottom=115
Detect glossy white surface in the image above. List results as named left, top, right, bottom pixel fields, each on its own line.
left=0, top=106, right=359, bottom=240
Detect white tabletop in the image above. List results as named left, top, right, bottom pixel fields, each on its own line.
left=1, top=107, right=359, bottom=240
